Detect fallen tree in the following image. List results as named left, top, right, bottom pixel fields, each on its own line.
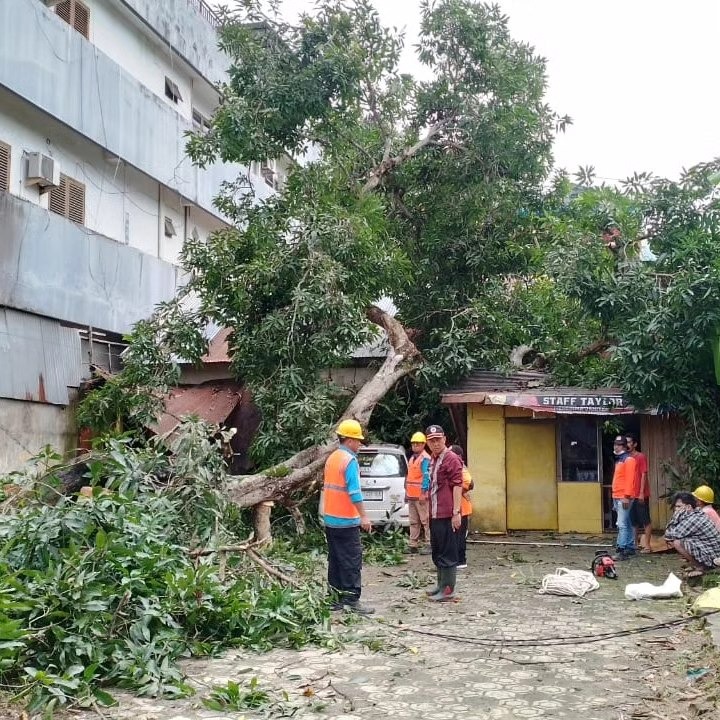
left=0, top=420, right=331, bottom=713
left=226, top=306, right=423, bottom=508
left=78, top=0, right=578, bottom=515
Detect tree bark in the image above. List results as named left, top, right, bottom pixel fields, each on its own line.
left=253, top=501, right=274, bottom=544
left=225, top=305, right=422, bottom=508
left=362, top=120, right=450, bottom=193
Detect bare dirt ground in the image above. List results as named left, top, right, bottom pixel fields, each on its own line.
left=12, top=535, right=720, bottom=719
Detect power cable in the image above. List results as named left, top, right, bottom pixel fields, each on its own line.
left=387, top=610, right=719, bottom=648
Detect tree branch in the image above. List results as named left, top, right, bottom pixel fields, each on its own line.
left=246, top=547, right=302, bottom=588
left=225, top=305, right=422, bottom=507
left=362, top=120, right=450, bottom=193
left=188, top=538, right=302, bottom=588
left=574, top=339, right=615, bottom=360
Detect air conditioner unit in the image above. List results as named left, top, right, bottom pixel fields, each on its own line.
left=43, top=0, right=63, bottom=7
left=26, top=152, right=60, bottom=190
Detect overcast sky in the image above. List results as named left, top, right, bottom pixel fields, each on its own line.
left=260, top=0, right=720, bottom=183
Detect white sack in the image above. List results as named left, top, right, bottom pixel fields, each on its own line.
left=624, top=573, right=683, bottom=600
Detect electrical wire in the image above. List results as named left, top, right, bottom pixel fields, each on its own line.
left=388, top=610, right=719, bottom=648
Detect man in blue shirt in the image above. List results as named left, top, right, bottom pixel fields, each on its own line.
left=322, top=419, right=373, bottom=614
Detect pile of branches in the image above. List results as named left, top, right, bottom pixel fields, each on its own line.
left=0, top=421, right=329, bottom=715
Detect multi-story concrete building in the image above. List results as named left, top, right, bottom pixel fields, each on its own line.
left=0, top=0, right=282, bottom=471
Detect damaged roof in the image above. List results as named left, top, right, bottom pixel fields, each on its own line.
left=443, top=370, right=550, bottom=397
left=200, top=327, right=233, bottom=364
left=150, top=381, right=242, bottom=436
left=442, top=370, right=630, bottom=415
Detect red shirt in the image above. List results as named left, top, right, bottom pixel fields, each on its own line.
left=630, top=451, right=649, bottom=499
left=429, top=448, right=463, bottom=519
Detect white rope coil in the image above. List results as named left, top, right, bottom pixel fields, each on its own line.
left=538, top=568, right=599, bottom=597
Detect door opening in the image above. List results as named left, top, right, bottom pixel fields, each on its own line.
left=600, top=416, right=641, bottom=531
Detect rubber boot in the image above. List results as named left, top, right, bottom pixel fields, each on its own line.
left=429, top=566, right=456, bottom=602
left=425, top=568, right=441, bottom=596
left=343, top=600, right=375, bottom=615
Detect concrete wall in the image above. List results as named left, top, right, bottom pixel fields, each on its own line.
left=0, top=0, right=275, bottom=221
left=119, top=0, right=229, bottom=86
left=0, top=88, right=224, bottom=263
left=0, top=191, right=181, bottom=335
left=0, top=398, right=77, bottom=475
left=72, top=0, right=196, bottom=123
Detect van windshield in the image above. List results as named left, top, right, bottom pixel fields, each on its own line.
left=358, top=452, right=406, bottom=477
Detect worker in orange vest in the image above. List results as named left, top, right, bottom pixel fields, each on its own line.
left=406, top=431, right=432, bottom=554
left=450, top=445, right=473, bottom=569
left=322, top=419, right=374, bottom=615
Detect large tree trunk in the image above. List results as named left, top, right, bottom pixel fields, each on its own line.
left=226, top=305, right=422, bottom=509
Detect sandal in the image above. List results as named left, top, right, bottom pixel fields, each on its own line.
left=686, top=569, right=705, bottom=579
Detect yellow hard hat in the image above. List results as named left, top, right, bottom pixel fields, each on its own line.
left=692, top=485, right=715, bottom=504
left=410, top=432, right=427, bottom=444
left=336, top=419, right=365, bottom=440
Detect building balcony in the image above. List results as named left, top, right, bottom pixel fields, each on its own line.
left=0, top=0, right=254, bottom=222
left=120, top=0, right=227, bottom=85
left=0, top=191, right=180, bottom=335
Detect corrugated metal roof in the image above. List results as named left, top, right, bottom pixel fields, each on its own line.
left=443, top=370, right=550, bottom=395
left=442, top=370, right=623, bottom=404
left=0, top=309, right=82, bottom=405
left=150, top=381, right=243, bottom=435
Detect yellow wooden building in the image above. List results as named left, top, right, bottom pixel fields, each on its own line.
left=442, top=371, right=682, bottom=535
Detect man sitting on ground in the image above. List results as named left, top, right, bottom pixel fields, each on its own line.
left=664, top=491, right=720, bottom=578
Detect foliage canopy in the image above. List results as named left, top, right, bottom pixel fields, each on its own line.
left=82, top=0, right=570, bottom=466
left=78, top=1, right=720, bottom=488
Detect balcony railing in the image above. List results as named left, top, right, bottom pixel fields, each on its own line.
left=188, top=0, right=221, bottom=28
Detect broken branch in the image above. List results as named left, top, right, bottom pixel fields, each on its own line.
left=362, top=120, right=450, bottom=193
left=225, top=304, right=422, bottom=508
left=246, top=548, right=302, bottom=588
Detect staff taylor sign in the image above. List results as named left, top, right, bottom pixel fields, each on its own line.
left=487, top=392, right=633, bottom=414
left=537, top=395, right=626, bottom=411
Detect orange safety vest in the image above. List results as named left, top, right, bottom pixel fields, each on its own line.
left=461, top=466, right=473, bottom=516
left=323, top=449, right=359, bottom=520
left=406, top=451, right=430, bottom=499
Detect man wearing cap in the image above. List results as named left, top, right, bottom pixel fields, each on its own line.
left=322, top=419, right=374, bottom=614
left=611, top=435, right=637, bottom=560
left=423, top=425, right=464, bottom=601
left=405, top=432, right=432, bottom=554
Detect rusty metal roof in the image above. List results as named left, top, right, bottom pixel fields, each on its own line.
left=201, top=327, right=232, bottom=364
left=443, top=370, right=549, bottom=396
left=151, top=381, right=242, bottom=435
left=442, top=370, right=623, bottom=404
left=0, top=308, right=82, bottom=405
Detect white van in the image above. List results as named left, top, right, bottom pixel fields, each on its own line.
left=319, top=444, right=410, bottom=528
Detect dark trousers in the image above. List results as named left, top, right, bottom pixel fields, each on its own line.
left=430, top=517, right=458, bottom=568
left=457, top=515, right=469, bottom=564
left=325, top=526, right=362, bottom=603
